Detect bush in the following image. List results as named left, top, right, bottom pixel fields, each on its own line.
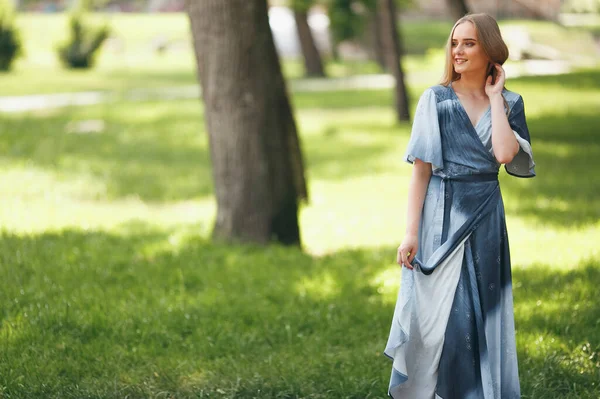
left=0, top=2, right=22, bottom=71
left=57, top=11, right=109, bottom=69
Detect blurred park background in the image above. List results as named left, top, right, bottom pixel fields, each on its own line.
left=0, top=0, right=599, bottom=397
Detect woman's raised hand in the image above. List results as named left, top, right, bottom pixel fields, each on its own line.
left=485, top=63, right=506, bottom=98
left=397, top=234, right=418, bottom=270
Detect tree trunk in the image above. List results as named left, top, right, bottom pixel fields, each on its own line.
left=378, top=0, right=410, bottom=122
left=513, top=0, right=556, bottom=21
left=368, top=10, right=387, bottom=71
left=187, top=0, right=308, bottom=246
left=446, top=0, right=470, bottom=21
left=294, top=9, right=326, bottom=77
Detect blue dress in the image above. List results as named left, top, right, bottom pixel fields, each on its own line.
left=384, top=84, right=535, bottom=399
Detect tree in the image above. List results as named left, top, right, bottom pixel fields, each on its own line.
left=0, top=0, right=22, bottom=71
left=326, top=0, right=364, bottom=59
left=446, top=0, right=469, bottom=22
left=361, top=0, right=387, bottom=70
left=57, top=10, right=109, bottom=69
left=327, top=0, right=413, bottom=71
left=378, top=0, right=410, bottom=121
left=187, top=0, right=308, bottom=246
left=292, top=0, right=326, bottom=77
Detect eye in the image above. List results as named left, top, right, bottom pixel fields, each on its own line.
left=451, top=42, right=457, bottom=47
left=466, top=42, right=475, bottom=47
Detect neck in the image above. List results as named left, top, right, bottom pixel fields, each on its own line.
left=454, top=70, right=487, bottom=94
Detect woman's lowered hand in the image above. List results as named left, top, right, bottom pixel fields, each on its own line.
left=397, top=234, right=418, bottom=270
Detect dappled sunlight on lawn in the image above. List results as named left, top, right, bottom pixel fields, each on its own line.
left=0, top=11, right=599, bottom=396
left=0, top=226, right=597, bottom=397
left=0, top=195, right=215, bottom=234
left=501, top=107, right=600, bottom=229
left=0, top=100, right=213, bottom=202
left=295, top=271, right=340, bottom=300
left=370, top=265, right=403, bottom=305
left=512, top=259, right=600, bottom=397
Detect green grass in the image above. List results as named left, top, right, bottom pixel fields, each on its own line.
left=1, top=39, right=600, bottom=399
left=0, top=11, right=598, bottom=397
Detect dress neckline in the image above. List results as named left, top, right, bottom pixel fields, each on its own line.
left=446, top=82, right=500, bottom=165
left=448, top=81, right=491, bottom=131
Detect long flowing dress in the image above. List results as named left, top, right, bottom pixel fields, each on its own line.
left=384, top=83, right=535, bottom=399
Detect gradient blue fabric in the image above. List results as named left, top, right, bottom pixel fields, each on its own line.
left=384, top=84, right=535, bottom=399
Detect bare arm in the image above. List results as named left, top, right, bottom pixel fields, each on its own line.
left=487, top=64, right=520, bottom=164
left=397, top=158, right=432, bottom=269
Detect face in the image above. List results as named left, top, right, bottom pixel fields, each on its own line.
left=451, top=21, right=490, bottom=77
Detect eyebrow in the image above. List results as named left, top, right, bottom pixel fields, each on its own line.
left=452, top=38, right=477, bottom=41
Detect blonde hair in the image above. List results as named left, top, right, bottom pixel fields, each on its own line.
left=440, top=13, right=509, bottom=86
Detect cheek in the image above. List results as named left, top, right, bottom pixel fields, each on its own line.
left=468, top=49, right=487, bottom=64
left=476, top=48, right=488, bottom=60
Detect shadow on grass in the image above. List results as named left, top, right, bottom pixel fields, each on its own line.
left=303, top=127, right=402, bottom=181
left=1, top=227, right=598, bottom=397
left=1, top=104, right=214, bottom=202
left=0, top=227, right=395, bottom=397
left=513, top=259, right=600, bottom=398
left=510, top=69, right=600, bottom=92
left=292, top=89, right=394, bottom=110
left=103, top=69, right=197, bottom=90
left=1, top=95, right=407, bottom=201
left=500, top=109, right=600, bottom=228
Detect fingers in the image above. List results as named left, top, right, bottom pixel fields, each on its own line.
left=397, top=246, right=414, bottom=270
left=494, top=63, right=505, bottom=82
left=401, top=251, right=412, bottom=270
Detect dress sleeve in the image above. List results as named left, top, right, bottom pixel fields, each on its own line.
left=404, top=88, right=443, bottom=171
left=505, top=95, right=536, bottom=178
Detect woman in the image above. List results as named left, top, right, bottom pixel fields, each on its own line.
left=383, top=13, right=535, bottom=399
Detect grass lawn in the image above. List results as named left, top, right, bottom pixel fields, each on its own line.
left=1, top=65, right=599, bottom=397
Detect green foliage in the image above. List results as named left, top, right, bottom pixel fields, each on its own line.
left=327, top=0, right=365, bottom=43
left=0, top=1, right=22, bottom=71
left=325, top=0, right=417, bottom=46
left=57, top=10, right=109, bottom=69
left=291, top=0, right=315, bottom=13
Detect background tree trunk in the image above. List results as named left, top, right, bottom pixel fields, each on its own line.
left=378, top=0, right=410, bottom=122
left=368, top=10, right=387, bottom=71
left=446, top=0, right=469, bottom=21
left=188, top=0, right=308, bottom=246
left=294, top=9, right=326, bottom=77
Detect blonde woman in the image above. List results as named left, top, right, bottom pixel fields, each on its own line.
left=383, top=13, right=535, bottom=399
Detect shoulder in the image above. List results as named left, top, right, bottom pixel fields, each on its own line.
left=503, top=88, right=524, bottom=109
left=421, top=84, right=452, bottom=103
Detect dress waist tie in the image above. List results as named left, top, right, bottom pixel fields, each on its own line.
left=414, top=173, right=499, bottom=275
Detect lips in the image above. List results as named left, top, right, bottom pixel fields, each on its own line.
left=454, top=58, right=467, bottom=64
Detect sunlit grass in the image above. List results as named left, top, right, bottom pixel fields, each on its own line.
left=0, top=70, right=599, bottom=396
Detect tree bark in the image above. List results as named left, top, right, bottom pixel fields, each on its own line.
left=446, top=0, right=470, bottom=21
left=513, top=0, right=556, bottom=21
left=294, top=9, right=326, bottom=77
left=187, top=0, right=308, bottom=246
left=378, top=0, right=410, bottom=122
left=368, top=10, right=387, bottom=71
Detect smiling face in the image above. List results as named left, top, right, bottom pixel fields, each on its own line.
left=451, top=21, right=490, bottom=77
